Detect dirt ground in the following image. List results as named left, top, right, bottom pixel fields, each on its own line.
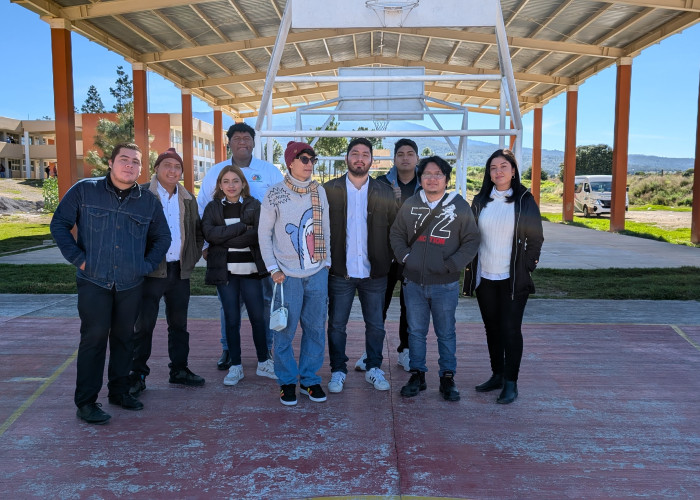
left=0, top=179, right=693, bottom=230
left=539, top=202, right=692, bottom=230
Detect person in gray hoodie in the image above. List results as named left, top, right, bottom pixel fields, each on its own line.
left=390, top=156, right=480, bottom=402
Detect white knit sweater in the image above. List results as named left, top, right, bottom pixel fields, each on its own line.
left=478, top=188, right=515, bottom=279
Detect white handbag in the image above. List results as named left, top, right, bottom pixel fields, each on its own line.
left=269, top=282, right=288, bottom=332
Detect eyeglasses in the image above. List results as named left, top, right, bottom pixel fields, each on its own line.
left=422, top=173, right=445, bottom=180
left=297, top=156, right=318, bottom=165
left=230, top=136, right=253, bottom=144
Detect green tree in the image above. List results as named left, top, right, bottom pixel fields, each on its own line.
left=421, top=147, right=434, bottom=157
left=84, top=103, right=157, bottom=177
left=522, top=166, right=549, bottom=181
left=355, top=126, right=383, bottom=150
left=81, top=85, right=106, bottom=113
left=307, top=117, right=348, bottom=179
left=110, top=66, right=133, bottom=113
left=559, top=144, right=613, bottom=180
left=263, top=139, right=284, bottom=165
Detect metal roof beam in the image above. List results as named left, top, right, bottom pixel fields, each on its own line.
left=185, top=55, right=574, bottom=89
left=141, top=27, right=624, bottom=64
left=602, top=0, right=700, bottom=12
left=60, top=0, right=215, bottom=20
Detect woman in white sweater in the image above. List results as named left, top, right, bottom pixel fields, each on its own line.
left=464, top=149, right=544, bottom=404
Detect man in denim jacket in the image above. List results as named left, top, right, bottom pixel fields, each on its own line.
left=51, top=143, right=171, bottom=424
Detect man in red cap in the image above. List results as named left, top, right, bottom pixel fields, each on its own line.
left=129, top=148, right=205, bottom=397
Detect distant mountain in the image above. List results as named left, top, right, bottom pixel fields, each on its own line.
left=192, top=112, right=693, bottom=174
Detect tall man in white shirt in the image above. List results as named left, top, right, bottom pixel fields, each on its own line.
left=130, top=148, right=205, bottom=397
left=323, top=138, right=397, bottom=394
left=197, top=123, right=283, bottom=373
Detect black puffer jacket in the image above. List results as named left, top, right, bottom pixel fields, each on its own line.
left=201, top=196, right=267, bottom=285
left=463, top=186, right=544, bottom=298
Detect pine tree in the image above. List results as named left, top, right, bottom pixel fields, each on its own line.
left=110, top=66, right=133, bottom=113
left=84, top=103, right=157, bottom=177
left=355, top=126, right=383, bottom=150
left=81, top=85, right=106, bottom=113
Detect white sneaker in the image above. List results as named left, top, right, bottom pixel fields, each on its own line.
left=354, top=352, right=367, bottom=371
left=223, top=365, right=244, bottom=386
left=256, top=359, right=277, bottom=379
left=397, top=349, right=411, bottom=372
left=327, top=371, right=346, bottom=393
left=366, top=367, right=390, bottom=391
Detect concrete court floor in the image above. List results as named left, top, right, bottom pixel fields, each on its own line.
left=1, top=292, right=699, bottom=499
left=1, top=221, right=700, bottom=498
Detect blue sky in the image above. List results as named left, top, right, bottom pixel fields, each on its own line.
left=1, top=2, right=698, bottom=158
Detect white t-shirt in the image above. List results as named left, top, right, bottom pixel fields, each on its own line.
left=197, top=157, right=283, bottom=217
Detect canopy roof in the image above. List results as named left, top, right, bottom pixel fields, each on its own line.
left=17, top=0, right=700, bottom=119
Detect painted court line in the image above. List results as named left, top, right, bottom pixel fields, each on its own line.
left=0, top=348, right=78, bottom=437
left=670, top=324, right=700, bottom=352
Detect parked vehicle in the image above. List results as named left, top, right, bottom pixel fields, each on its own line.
left=574, top=175, right=628, bottom=217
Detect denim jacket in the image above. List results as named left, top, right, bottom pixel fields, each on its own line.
left=50, top=176, right=171, bottom=291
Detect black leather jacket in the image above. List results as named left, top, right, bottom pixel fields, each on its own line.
left=463, top=186, right=544, bottom=298
left=323, top=174, right=397, bottom=279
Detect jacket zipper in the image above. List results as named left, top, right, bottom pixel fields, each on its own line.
left=511, top=192, right=525, bottom=300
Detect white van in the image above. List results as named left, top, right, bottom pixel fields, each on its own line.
left=574, top=175, right=628, bottom=217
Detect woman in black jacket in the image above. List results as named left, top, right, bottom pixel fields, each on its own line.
left=464, top=149, right=544, bottom=404
left=201, top=165, right=274, bottom=387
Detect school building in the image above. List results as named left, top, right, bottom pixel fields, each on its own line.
left=0, top=114, right=220, bottom=181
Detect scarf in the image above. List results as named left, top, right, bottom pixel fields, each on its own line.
left=283, top=174, right=326, bottom=263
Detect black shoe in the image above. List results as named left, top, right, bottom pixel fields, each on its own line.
left=497, top=380, right=518, bottom=404
left=400, top=370, right=426, bottom=397
left=439, top=371, right=461, bottom=401
left=280, top=384, right=297, bottom=406
left=217, top=350, right=232, bottom=370
left=129, top=373, right=146, bottom=397
left=300, top=384, right=327, bottom=402
left=169, top=367, right=205, bottom=386
left=76, top=403, right=111, bottom=424
left=475, top=373, right=504, bottom=393
left=108, top=392, right=144, bottom=411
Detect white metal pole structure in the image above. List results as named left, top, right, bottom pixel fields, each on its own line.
left=258, top=0, right=523, bottom=196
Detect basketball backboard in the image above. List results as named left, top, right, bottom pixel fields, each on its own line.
left=290, top=0, right=499, bottom=29
left=336, top=67, right=425, bottom=121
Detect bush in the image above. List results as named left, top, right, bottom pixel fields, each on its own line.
left=42, top=177, right=59, bottom=213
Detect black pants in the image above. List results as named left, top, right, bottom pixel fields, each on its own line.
left=132, top=262, right=191, bottom=377
left=75, top=278, right=142, bottom=407
left=475, top=278, right=529, bottom=382
left=383, top=261, right=409, bottom=353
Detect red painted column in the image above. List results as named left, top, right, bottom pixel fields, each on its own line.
left=509, top=118, right=516, bottom=150
left=611, top=58, right=632, bottom=232
left=562, top=85, right=578, bottom=222
left=531, top=105, right=543, bottom=206
left=49, top=19, right=78, bottom=199
left=213, top=107, right=224, bottom=164
left=181, top=89, right=194, bottom=193
left=133, top=63, right=149, bottom=183
left=692, top=70, right=700, bottom=244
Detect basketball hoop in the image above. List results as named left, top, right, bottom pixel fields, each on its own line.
left=373, top=120, right=389, bottom=131
left=366, top=0, right=419, bottom=27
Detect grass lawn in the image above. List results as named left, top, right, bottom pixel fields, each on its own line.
left=0, top=222, right=53, bottom=253
left=540, top=212, right=696, bottom=247
left=1, top=264, right=698, bottom=301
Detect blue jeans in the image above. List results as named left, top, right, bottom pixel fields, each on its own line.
left=219, top=276, right=274, bottom=354
left=217, top=276, right=269, bottom=365
left=403, top=279, right=459, bottom=376
left=273, top=268, right=328, bottom=387
left=327, top=275, right=387, bottom=373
